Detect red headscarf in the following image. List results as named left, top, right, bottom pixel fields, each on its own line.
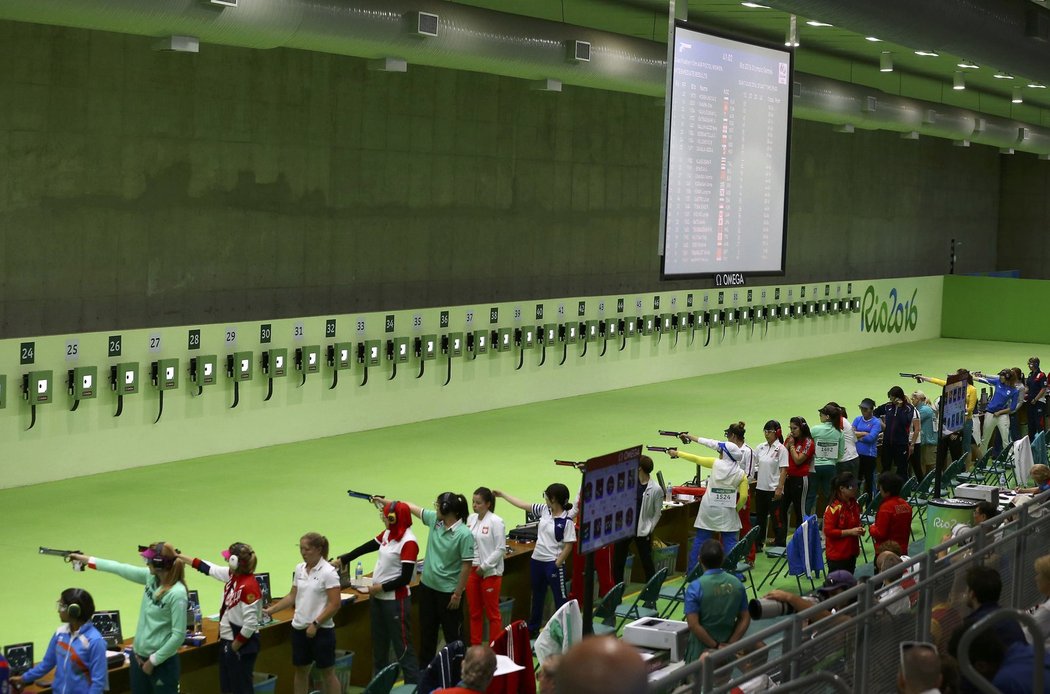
left=382, top=501, right=413, bottom=543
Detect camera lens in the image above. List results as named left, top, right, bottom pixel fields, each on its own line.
left=748, top=598, right=795, bottom=620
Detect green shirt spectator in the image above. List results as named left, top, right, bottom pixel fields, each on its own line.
left=421, top=508, right=475, bottom=592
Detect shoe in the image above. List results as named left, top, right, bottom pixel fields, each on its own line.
left=642, top=601, right=658, bottom=610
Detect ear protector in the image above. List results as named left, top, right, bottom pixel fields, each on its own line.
left=437, top=492, right=454, bottom=516
left=385, top=501, right=400, bottom=524
left=64, top=588, right=87, bottom=620
left=139, top=543, right=176, bottom=570
left=222, top=543, right=254, bottom=572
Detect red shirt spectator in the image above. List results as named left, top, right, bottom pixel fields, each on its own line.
left=868, top=494, right=912, bottom=554
left=787, top=438, right=814, bottom=477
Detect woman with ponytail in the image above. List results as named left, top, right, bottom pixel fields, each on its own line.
left=372, top=492, right=474, bottom=666
left=69, top=543, right=187, bottom=694
left=495, top=483, right=576, bottom=636
left=664, top=422, right=751, bottom=573
left=332, top=500, right=421, bottom=684
left=754, top=420, right=789, bottom=548
left=263, top=533, right=341, bottom=694
left=175, top=543, right=262, bottom=694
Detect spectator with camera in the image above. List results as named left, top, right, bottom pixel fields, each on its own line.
left=758, top=570, right=858, bottom=627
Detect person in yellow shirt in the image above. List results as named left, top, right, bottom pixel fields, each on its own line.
left=916, top=369, right=977, bottom=464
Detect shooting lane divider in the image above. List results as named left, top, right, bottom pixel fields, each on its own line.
left=515, top=330, right=525, bottom=371
left=357, top=344, right=370, bottom=387
left=718, top=315, right=727, bottom=344
left=599, top=322, right=609, bottom=357
left=386, top=340, right=398, bottom=381
left=704, top=320, right=712, bottom=347
left=672, top=317, right=680, bottom=348
left=579, top=323, right=589, bottom=358
left=264, top=376, right=274, bottom=401
left=620, top=319, right=629, bottom=352
left=414, top=338, right=426, bottom=379
left=328, top=346, right=340, bottom=389
left=558, top=325, right=568, bottom=366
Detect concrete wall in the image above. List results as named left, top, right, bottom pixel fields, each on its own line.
left=998, top=152, right=1050, bottom=278
left=0, top=21, right=999, bottom=339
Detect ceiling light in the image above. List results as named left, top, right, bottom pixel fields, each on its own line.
left=785, top=15, right=799, bottom=47
left=806, top=20, right=833, bottom=27
left=880, top=51, right=893, bottom=72
left=957, top=60, right=980, bottom=69
left=1013, top=86, right=1023, bottom=103
left=994, top=72, right=1015, bottom=79
left=865, top=36, right=882, bottom=42
left=740, top=2, right=770, bottom=7
left=914, top=50, right=940, bottom=57
left=953, top=72, right=966, bottom=90
left=1028, top=81, right=1047, bottom=89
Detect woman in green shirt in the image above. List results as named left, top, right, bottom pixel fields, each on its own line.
left=807, top=405, right=844, bottom=517
left=71, top=542, right=188, bottom=694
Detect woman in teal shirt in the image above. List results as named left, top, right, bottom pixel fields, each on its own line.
left=808, top=404, right=844, bottom=516
left=71, top=543, right=188, bottom=694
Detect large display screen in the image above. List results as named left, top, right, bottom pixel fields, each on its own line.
left=660, top=23, right=793, bottom=278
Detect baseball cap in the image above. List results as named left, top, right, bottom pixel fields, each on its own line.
left=817, top=570, right=857, bottom=595
left=859, top=398, right=876, bottom=410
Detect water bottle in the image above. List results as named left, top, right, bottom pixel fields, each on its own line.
left=355, top=561, right=364, bottom=584
left=665, top=482, right=673, bottom=504
left=192, top=603, right=202, bottom=635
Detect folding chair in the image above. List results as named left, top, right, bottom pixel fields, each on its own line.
left=362, top=663, right=401, bottom=694
left=985, top=445, right=1017, bottom=487
left=908, top=469, right=936, bottom=535
left=613, top=567, right=668, bottom=632
left=955, top=449, right=994, bottom=486
left=757, top=516, right=823, bottom=593
left=723, top=525, right=762, bottom=598
left=658, top=562, right=703, bottom=619
left=416, top=640, right=466, bottom=694
left=856, top=492, right=871, bottom=563
left=592, top=582, right=625, bottom=636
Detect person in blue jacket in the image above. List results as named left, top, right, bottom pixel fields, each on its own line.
left=852, top=398, right=883, bottom=496
left=1, top=652, right=10, bottom=694
left=975, top=369, right=1020, bottom=458
left=12, top=588, right=108, bottom=694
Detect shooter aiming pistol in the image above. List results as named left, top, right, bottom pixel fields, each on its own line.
left=899, top=372, right=923, bottom=382
left=39, top=546, right=85, bottom=571
left=347, top=489, right=383, bottom=504
left=555, top=459, right=585, bottom=469
left=646, top=446, right=675, bottom=454
left=659, top=429, right=691, bottom=444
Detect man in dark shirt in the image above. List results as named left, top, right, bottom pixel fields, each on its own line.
left=949, top=566, right=1026, bottom=658
left=1026, top=357, right=1047, bottom=442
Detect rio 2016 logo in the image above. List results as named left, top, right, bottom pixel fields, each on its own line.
left=860, top=286, right=918, bottom=333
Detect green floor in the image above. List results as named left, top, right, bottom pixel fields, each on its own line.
left=1, top=337, right=1040, bottom=657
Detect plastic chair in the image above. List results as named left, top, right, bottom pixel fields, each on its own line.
left=592, top=582, right=626, bottom=636
left=758, top=516, right=823, bottom=594
left=856, top=493, right=871, bottom=563
left=724, top=525, right=762, bottom=598
left=613, top=567, right=668, bottom=631
left=909, top=469, right=936, bottom=535
left=362, top=663, right=401, bottom=694
left=659, top=562, right=703, bottom=619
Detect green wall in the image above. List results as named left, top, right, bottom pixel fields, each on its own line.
left=0, top=275, right=943, bottom=489
left=942, top=275, right=1050, bottom=343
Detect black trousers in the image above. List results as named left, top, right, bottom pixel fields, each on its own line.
left=417, top=582, right=463, bottom=668
left=754, top=488, right=786, bottom=546
left=612, top=534, right=655, bottom=584
left=857, top=455, right=877, bottom=497
left=784, top=476, right=808, bottom=530
left=826, top=557, right=857, bottom=575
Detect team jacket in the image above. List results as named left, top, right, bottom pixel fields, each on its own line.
left=787, top=515, right=824, bottom=577
left=868, top=495, right=913, bottom=554
left=190, top=559, right=262, bottom=644
left=823, top=498, right=861, bottom=562
left=20, top=623, right=108, bottom=694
